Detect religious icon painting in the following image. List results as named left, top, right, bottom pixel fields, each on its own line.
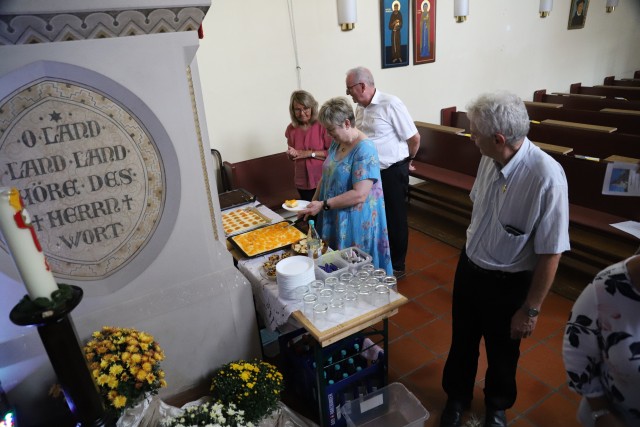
left=567, top=0, right=589, bottom=30
left=413, top=0, right=436, bottom=64
left=380, top=0, right=410, bottom=69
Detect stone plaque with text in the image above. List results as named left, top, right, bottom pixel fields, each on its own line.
left=0, top=80, right=165, bottom=280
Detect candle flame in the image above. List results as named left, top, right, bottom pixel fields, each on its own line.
left=8, top=187, right=22, bottom=211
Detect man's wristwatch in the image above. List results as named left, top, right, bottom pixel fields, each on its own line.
left=525, top=307, right=540, bottom=318
left=323, top=200, right=330, bottom=211
left=311, top=151, right=316, bottom=158
left=591, top=409, right=610, bottom=422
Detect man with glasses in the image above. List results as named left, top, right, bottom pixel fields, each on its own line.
left=345, top=66, right=420, bottom=278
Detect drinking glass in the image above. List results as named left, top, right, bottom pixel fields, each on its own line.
left=373, top=284, right=390, bottom=306
left=319, top=288, right=334, bottom=304
left=355, top=270, right=370, bottom=281
left=360, top=263, right=375, bottom=273
left=365, top=277, right=380, bottom=287
left=344, top=291, right=358, bottom=309
left=329, top=298, right=345, bottom=321
left=339, top=272, right=354, bottom=283
left=292, top=285, right=309, bottom=301
left=333, top=283, right=347, bottom=299
left=303, top=293, right=318, bottom=317
left=358, top=284, right=373, bottom=306
left=313, top=302, right=329, bottom=323
left=324, top=277, right=339, bottom=289
left=308, top=280, right=324, bottom=295
left=382, top=276, right=397, bottom=292
left=372, top=268, right=387, bottom=280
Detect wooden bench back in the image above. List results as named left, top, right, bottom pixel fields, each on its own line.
left=571, top=82, right=640, bottom=101
left=533, top=89, right=640, bottom=111
left=414, top=124, right=480, bottom=177
left=222, top=152, right=298, bottom=211
left=525, top=103, right=640, bottom=135
left=441, top=106, right=640, bottom=160
left=549, top=153, right=639, bottom=221
left=527, top=123, right=640, bottom=160
left=604, top=76, right=640, bottom=87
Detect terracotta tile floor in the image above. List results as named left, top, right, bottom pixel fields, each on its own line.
left=388, top=228, right=582, bottom=427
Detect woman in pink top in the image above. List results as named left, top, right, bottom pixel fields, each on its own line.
left=286, top=90, right=332, bottom=201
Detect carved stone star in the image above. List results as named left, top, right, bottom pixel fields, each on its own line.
left=49, top=111, right=62, bottom=122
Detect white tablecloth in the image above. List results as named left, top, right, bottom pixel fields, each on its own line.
left=235, top=203, right=402, bottom=332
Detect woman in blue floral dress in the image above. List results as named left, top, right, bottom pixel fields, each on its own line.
left=299, top=97, right=392, bottom=274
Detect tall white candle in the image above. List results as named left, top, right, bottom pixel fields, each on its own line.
left=0, top=187, right=59, bottom=300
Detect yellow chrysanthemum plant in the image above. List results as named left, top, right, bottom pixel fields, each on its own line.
left=84, top=326, right=167, bottom=416
left=210, top=359, right=284, bottom=424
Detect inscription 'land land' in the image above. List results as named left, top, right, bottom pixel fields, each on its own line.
left=0, top=81, right=165, bottom=280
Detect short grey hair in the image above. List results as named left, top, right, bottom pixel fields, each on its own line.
left=319, top=97, right=355, bottom=128
left=289, top=90, right=319, bottom=127
left=466, top=91, right=530, bottom=145
left=346, top=66, right=375, bottom=87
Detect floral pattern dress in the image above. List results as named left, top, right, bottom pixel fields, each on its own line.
left=317, top=139, right=392, bottom=275
left=563, top=257, right=640, bottom=426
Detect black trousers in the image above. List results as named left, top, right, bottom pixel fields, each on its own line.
left=297, top=188, right=316, bottom=202
left=380, top=161, right=409, bottom=271
left=442, top=249, right=532, bottom=410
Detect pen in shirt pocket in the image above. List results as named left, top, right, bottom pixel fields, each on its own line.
left=504, top=225, right=524, bottom=236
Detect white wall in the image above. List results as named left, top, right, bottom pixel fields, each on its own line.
left=198, top=0, right=640, bottom=163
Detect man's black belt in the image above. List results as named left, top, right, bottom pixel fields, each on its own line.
left=385, top=157, right=412, bottom=170
left=466, top=255, right=526, bottom=280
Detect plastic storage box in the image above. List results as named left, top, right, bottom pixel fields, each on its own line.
left=315, top=250, right=350, bottom=280
left=340, top=247, right=373, bottom=274
left=342, top=382, right=429, bottom=427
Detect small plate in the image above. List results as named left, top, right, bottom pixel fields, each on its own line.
left=281, top=200, right=310, bottom=212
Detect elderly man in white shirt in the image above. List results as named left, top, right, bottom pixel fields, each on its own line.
left=440, top=91, right=570, bottom=427
left=345, top=66, right=420, bottom=278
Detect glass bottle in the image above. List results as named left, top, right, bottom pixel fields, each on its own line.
left=307, top=220, right=322, bottom=259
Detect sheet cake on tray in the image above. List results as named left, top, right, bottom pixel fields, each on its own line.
left=229, top=221, right=306, bottom=258
left=222, top=207, right=271, bottom=236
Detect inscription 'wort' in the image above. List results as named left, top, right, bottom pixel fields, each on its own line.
left=0, top=80, right=166, bottom=280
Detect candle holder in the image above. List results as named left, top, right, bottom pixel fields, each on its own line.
left=9, top=285, right=114, bottom=427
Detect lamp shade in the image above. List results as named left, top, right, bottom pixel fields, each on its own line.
left=337, top=0, right=357, bottom=31
left=539, top=0, right=553, bottom=17
left=454, top=0, right=468, bottom=22
left=606, top=0, right=619, bottom=13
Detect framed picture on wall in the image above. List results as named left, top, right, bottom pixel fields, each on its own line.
left=567, top=0, right=589, bottom=30
left=413, top=0, right=436, bottom=64
left=381, top=0, right=410, bottom=69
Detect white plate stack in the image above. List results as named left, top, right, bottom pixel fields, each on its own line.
left=276, top=256, right=315, bottom=300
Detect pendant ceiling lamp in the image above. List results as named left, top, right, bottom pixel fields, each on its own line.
left=606, top=0, right=619, bottom=13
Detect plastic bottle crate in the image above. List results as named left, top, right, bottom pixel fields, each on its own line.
left=279, top=329, right=385, bottom=427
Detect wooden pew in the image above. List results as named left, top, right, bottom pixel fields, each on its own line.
left=533, top=89, right=640, bottom=111
left=408, top=123, right=480, bottom=223
left=222, top=152, right=299, bottom=212
left=527, top=123, right=640, bottom=160
left=603, top=76, right=640, bottom=87
left=441, top=106, right=640, bottom=159
left=570, top=82, right=640, bottom=102
left=524, top=101, right=640, bottom=135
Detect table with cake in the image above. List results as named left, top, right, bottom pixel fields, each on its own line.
left=220, top=193, right=408, bottom=427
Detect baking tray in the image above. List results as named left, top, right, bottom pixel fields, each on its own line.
left=228, top=221, right=306, bottom=258
left=219, top=188, right=256, bottom=211
left=222, top=206, right=272, bottom=237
